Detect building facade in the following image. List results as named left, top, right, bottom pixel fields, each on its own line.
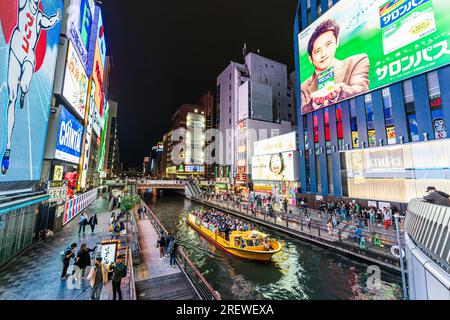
left=294, top=0, right=450, bottom=208
left=217, top=52, right=297, bottom=185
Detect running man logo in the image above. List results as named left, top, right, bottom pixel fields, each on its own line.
left=0, top=0, right=62, bottom=177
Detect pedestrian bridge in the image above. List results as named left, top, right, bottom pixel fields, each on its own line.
left=136, top=180, right=186, bottom=190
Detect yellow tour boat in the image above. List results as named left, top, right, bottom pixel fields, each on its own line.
left=187, top=212, right=282, bottom=261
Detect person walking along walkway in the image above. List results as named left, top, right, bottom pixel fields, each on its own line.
left=78, top=213, right=88, bottom=234
left=87, top=257, right=108, bottom=300
left=89, top=214, right=98, bottom=234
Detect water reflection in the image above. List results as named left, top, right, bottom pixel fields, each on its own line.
left=145, top=192, right=402, bottom=300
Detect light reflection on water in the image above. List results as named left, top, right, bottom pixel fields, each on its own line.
left=146, top=193, right=402, bottom=300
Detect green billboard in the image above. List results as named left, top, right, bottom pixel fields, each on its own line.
left=298, top=0, right=450, bottom=115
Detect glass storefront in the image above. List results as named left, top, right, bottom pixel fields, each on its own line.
left=0, top=201, right=40, bottom=266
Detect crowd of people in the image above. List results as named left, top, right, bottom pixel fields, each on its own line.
left=156, top=231, right=179, bottom=267
left=60, top=242, right=128, bottom=300
left=191, top=208, right=257, bottom=241
left=199, top=189, right=409, bottom=232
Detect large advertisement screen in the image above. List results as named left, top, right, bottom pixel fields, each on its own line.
left=55, top=106, right=84, bottom=164
left=66, top=0, right=95, bottom=71
left=0, top=0, right=63, bottom=186
left=62, top=41, right=88, bottom=119
left=252, top=152, right=299, bottom=182
left=298, top=0, right=450, bottom=115
left=92, top=42, right=105, bottom=116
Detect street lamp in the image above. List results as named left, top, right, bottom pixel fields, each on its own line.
left=394, top=213, right=408, bottom=300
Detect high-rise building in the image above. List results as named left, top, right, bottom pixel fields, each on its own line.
left=165, top=104, right=206, bottom=179
left=216, top=52, right=297, bottom=186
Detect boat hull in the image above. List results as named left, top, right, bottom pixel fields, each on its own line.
left=187, top=214, right=280, bottom=261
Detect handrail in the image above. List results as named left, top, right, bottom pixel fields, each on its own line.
left=141, top=201, right=221, bottom=300
left=194, top=196, right=403, bottom=261
left=127, top=247, right=137, bottom=300
left=405, top=198, right=450, bottom=272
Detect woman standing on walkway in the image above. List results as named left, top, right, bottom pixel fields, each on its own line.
left=157, top=231, right=166, bottom=259
left=73, top=243, right=97, bottom=280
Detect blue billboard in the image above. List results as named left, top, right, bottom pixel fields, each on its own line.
left=55, top=106, right=84, bottom=164
left=0, top=0, right=63, bottom=188
left=87, top=5, right=106, bottom=76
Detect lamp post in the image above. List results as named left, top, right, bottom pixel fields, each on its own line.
left=394, top=213, right=408, bottom=300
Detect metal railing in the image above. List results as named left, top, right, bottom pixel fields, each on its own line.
left=193, top=196, right=403, bottom=262
left=141, top=201, right=221, bottom=300
left=405, top=198, right=450, bottom=272
left=127, top=247, right=137, bottom=300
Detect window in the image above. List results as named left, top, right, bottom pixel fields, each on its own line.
left=382, top=88, right=396, bottom=145
left=304, top=116, right=311, bottom=191
left=427, top=71, right=447, bottom=139
left=336, top=105, right=344, bottom=150
left=403, top=80, right=420, bottom=142
left=229, top=118, right=231, bottom=125
left=365, top=94, right=376, bottom=147
left=350, top=100, right=359, bottom=148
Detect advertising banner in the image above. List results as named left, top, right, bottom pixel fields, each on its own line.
left=79, top=81, right=95, bottom=188
left=100, top=241, right=118, bottom=265
left=252, top=152, right=299, bottom=182
left=0, top=0, right=63, bottom=187
left=62, top=41, right=88, bottom=119
left=53, top=165, right=64, bottom=181
left=55, top=106, right=84, bottom=164
left=63, top=187, right=97, bottom=225
left=298, top=0, right=450, bottom=115
left=66, top=0, right=95, bottom=71
left=92, top=42, right=105, bottom=116
left=254, top=132, right=297, bottom=156
left=91, top=103, right=102, bottom=136
left=47, top=180, right=68, bottom=203
left=215, top=165, right=230, bottom=178
left=97, top=102, right=108, bottom=173
left=87, top=5, right=106, bottom=76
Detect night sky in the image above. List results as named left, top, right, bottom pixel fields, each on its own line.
left=101, top=0, right=298, bottom=169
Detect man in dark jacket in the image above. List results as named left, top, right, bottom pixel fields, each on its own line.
left=424, top=186, right=450, bottom=207
left=61, top=243, right=77, bottom=279
left=89, top=214, right=98, bottom=234
left=111, top=254, right=128, bottom=300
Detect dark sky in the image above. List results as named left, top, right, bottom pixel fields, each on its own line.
left=101, top=0, right=298, bottom=169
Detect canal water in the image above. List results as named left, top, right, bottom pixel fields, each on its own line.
left=145, top=192, right=403, bottom=300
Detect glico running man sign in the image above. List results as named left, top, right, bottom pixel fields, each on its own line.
left=298, top=0, right=450, bottom=115
left=0, top=0, right=63, bottom=188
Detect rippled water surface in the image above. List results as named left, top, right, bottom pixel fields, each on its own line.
left=146, top=193, right=403, bottom=300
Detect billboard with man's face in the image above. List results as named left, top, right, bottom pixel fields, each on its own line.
left=298, top=0, right=450, bottom=115
left=0, top=0, right=63, bottom=188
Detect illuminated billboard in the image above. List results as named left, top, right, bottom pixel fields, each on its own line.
left=254, top=132, right=297, bottom=156
left=62, top=41, right=88, bottom=119
left=92, top=42, right=105, bottom=116
left=55, top=106, right=84, bottom=164
left=66, top=0, right=95, bottom=71
left=0, top=0, right=63, bottom=188
left=87, top=5, right=106, bottom=76
left=252, top=152, right=299, bottom=182
left=298, top=0, right=450, bottom=115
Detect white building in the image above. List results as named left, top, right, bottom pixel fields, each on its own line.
left=216, top=52, right=296, bottom=186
